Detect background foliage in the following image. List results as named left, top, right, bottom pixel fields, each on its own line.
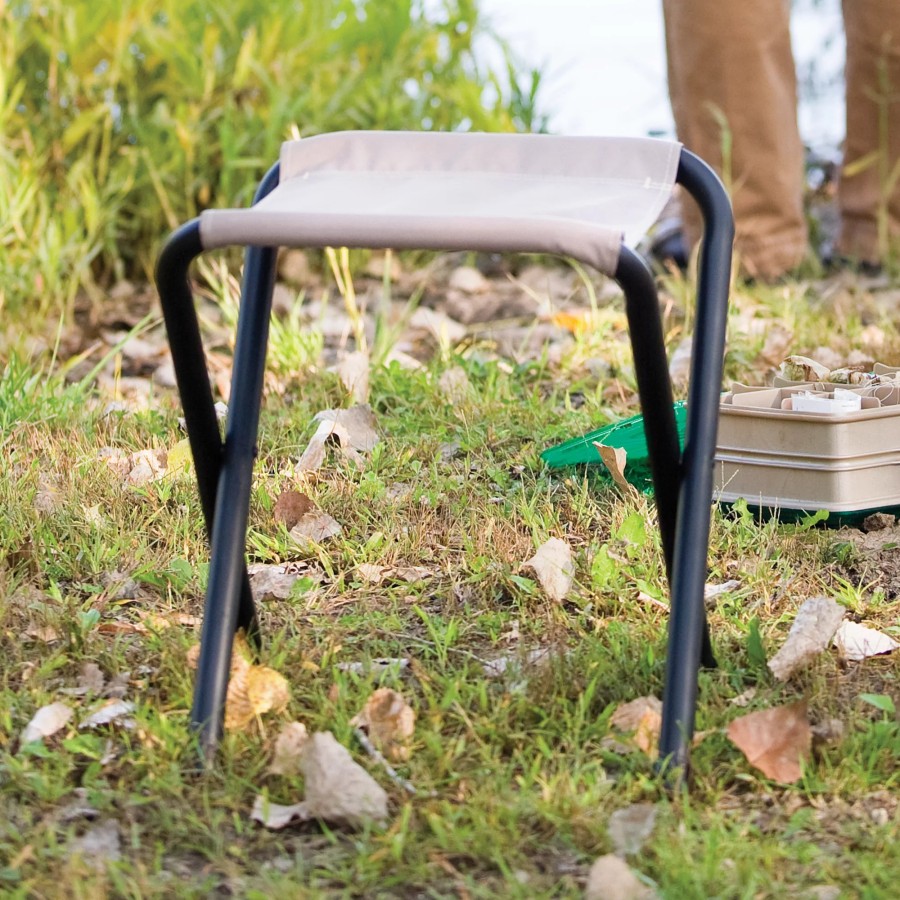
left=0, top=0, right=544, bottom=316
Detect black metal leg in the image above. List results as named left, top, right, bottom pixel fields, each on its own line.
left=189, top=241, right=278, bottom=757
left=615, top=248, right=681, bottom=574
left=187, top=165, right=281, bottom=759
left=656, top=150, right=735, bottom=774
left=156, top=164, right=281, bottom=760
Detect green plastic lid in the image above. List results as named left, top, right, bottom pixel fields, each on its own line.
left=541, top=402, right=687, bottom=491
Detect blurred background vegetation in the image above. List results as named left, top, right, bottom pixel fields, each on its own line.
left=0, top=0, right=545, bottom=318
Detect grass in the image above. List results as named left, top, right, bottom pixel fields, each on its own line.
left=0, top=0, right=545, bottom=320
left=1, top=260, right=898, bottom=897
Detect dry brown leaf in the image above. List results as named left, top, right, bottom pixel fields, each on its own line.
left=24, top=625, right=61, bottom=644
left=350, top=688, right=416, bottom=762
left=248, top=563, right=308, bottom=601
left=79, top=699, right=136, bottom=730
left=246, top=666, right=291, bottom=717
left=608, top=696, right=662, bottom=759
left=60, top=662, right=106, bottom=697
left=289, top=510, right=342, bottom=545
left=295, top=405, right=379, bottom=472
left=188, top=635, right=290, bottom=732
left=253, top=731, right=389, bottom=829
left=833, top=620, right=899, bottom=661
left=300, top=731, right=389, bottom=826
left=273, top=490, right=316, bottom=530
left=21, top=702, right=73, bottom=744
left=768, top=597, right=845, bottom=681
left=357, top=564, right=433, bottom=585
left=267, top=721, right=309, bottom=776
left=97, top=620, right=148, bottom=635
left=524, top=537, right=574, bottom=602
left=594, top=442, right=635, bottom=494
left=726, top=700, right=811, bottom=783
left=585, top=854, right=656, bottom=900
left=135, top=611, right=202, bottom=631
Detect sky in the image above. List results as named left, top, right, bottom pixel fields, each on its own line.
left=478, top=0, right=845, bottom=153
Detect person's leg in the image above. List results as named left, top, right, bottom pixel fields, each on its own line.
left=662, top=0, right=808, bottom=279
left=837, top=0, right=900, bottom=265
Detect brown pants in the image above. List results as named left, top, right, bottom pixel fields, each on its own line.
left=663, top=0, right=900, bottom=279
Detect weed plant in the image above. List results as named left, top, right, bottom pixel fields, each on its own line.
left=1, top=266, right=898, bottom=895
left=0, top=0, right=544, bottom=319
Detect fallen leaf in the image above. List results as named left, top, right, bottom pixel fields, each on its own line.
left=251, top=796, right=312, bottom=830
left=24, top=625, right=60, bottom=644
left=704, top=579, right=741, bottom=605
left=357, top=564, right=433, bottom=585
left=301, top=731, right=389, bottom=826
left=97, top=619, right=148, bottom=635
left=246, top=666, right=291, bottom=720
left=295, top=405, right=379, bottom=472
left=350, top=688, right=416, bottom=762
left=253, top=731, right=389, bottom=829
left=608, top=803, right=658, bottom=857
left=187, top=635, right=290, bottom=732
left=59, top=663, right=106, bottom=697
left=136, top=611, right=202, bottom=631
left=267, top=721, right=309, bottom=776
left=832, top=620, right=899, bottom=661
left=481, top=646, right=552, bottom=678
left=726, top=700, right=811, bottom=783
left=608, top=696, right=662, bottom=759
left=767, top=597, right=845, bottom=681
left=585, top=854, right=656, bottom=900
left=273, top=490, right=316, bottom=530
left=248, top=562, right=313, bottom=601
left=336, top=658, right=410, bottom=676
left=729, top=687, right=757, bottom=707
left=779, top=355, right=832, bottom=383
left=289, top=510, right=342, bottom=545
left=126, top=448, right=167, bottom=485
left=408, top=306, right=467, bottom=344
left=551, top=309, right=592, bottom=334
left=21, top=702, right=73, bottom=744
left=79, top=700, right=136, bottom=730
left=594, top=442, right=635, bottom=494
left=336, top=349, right=370, bottom=404
left=524, top=537, right=574, bottom=602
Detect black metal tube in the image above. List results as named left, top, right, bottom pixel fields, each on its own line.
left=189, top=161, right=281, bottom=758
left=614, top=248, right=681, bottom=575
left=658, top=150, right=734, bottom=773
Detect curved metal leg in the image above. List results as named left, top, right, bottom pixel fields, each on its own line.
left=156, top=164, right=281, bottom=761
left=657, top=150, right=735, bottom=775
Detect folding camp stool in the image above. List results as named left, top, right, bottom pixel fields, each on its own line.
left=155, top=131, right=734, bottom=774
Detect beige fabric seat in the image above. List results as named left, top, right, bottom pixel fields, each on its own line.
left=156, top=129, right=734, bottom=778
left=200, top=131, right=682, bottom=274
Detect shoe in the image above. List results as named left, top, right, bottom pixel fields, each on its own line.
left=645, top=217, right=688, bottom=271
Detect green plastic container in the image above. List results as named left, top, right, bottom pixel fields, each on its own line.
left=541, top=402, right=687, bottom=491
